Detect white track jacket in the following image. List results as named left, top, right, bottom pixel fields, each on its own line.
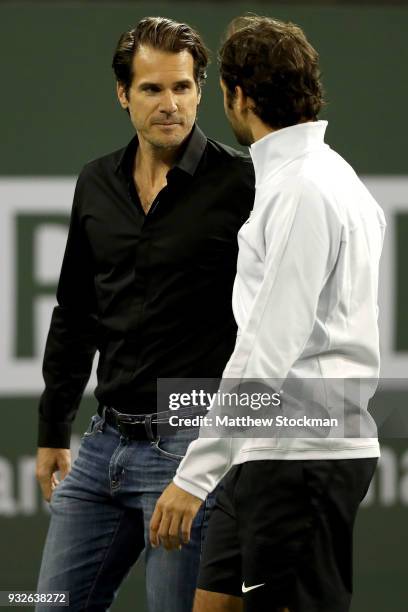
left=173, top=120, right=386, bottom=500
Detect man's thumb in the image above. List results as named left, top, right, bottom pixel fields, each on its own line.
left=58, top=455, right=71, bottom=479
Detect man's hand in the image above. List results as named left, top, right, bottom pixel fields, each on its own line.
left=149, top=482, right=203, bottom=550
left=36, top=448, right=72, bottom=502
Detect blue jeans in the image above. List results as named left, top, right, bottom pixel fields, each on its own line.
left=36, top=411, right=215, bottom=612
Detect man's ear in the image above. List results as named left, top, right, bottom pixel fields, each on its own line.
left=235, top=85, right=249, bottom=114
left=116, top=82, right=129, bottom=109
left=237, top=86, right=257, bottom=117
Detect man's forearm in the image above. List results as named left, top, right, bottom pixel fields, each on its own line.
left=38, top=305, right=97, bottom=447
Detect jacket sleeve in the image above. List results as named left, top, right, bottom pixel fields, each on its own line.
left=223, top=177, right=339, bottom=381
left=38, top=172, right=98, bottom=449
left=174, top=178, right=340, bottom=498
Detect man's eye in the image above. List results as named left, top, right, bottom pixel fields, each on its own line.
left=175, top=84, right=189, bottom=92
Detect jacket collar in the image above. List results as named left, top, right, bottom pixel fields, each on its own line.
left=249, top=120, right=328, bottom=186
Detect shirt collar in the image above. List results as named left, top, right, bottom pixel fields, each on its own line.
left=115, top=123, right=207, bottom=177
left=249, top=120, right=328, bottom=186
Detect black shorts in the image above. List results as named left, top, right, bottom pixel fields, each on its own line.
left=198, top=458, right=377, bottom=612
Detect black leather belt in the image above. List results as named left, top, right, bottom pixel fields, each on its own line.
left=98, top=405, right=204, bottom=441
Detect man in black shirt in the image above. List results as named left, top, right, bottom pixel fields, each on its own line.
left=35, top=16, right=254, bottom=612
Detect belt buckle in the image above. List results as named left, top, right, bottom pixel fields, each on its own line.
left=116, top=413, right=145, bottom=439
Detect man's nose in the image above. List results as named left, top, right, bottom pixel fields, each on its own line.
left=159, top=90, right=178, bottom=114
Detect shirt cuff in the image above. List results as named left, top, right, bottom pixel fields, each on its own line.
left=173, top=473, right=210, bottom=501
left=38, top=420, right=72, bottom=448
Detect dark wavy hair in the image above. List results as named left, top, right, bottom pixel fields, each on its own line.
left=112, top=16, right=209, bottom=96
left=219, top=15, right=325, bottom=128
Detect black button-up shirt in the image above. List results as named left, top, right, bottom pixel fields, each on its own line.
left=38, top=125, right=255, bottom=448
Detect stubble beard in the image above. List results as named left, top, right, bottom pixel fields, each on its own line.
left=141, top=119, right=194, bottom=150
left=232, top=122, right=253, bottom=147
left=226, top=105, right=253, bottom=147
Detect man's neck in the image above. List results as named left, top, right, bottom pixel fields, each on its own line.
left=251, top=122, right=275, bottom=143
left=134, top=136, right=180, bottom=185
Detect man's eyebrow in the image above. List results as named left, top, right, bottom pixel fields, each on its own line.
left=173, top=79, right=194, bottom=87
left=138, top=81, right=161, bottom=90
left=138, top=78, right=194, bottom=90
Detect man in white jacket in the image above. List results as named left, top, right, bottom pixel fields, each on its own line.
left=150, top=15, right=385, bottom=612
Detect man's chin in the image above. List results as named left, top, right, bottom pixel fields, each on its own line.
left=151, top=137, right=186, bottom=149
left=147, top=128, right=191, bottom=149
